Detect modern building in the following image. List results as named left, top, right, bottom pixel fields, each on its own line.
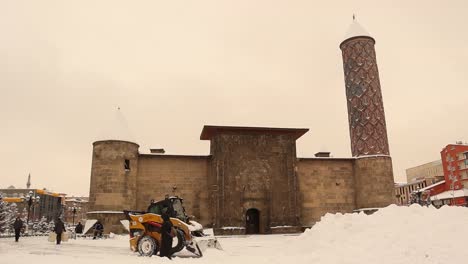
left=0, top=187, right=65, bottom=222
left=406, top=160, right=444, bottom=183
left=88, top=19, right=395, bottom=235
left=430, top=142, right=468, bottom=206
left=394, top=179, right=442, bottom=206
left=408, top=143, right=468, bottom=207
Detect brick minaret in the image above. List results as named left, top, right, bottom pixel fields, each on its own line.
left=340, top=20, right=390, bottom=157
left=340, top=19, right=394, bottom=208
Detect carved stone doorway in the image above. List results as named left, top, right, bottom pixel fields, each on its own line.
left=245, top=208, right=260, bottom=234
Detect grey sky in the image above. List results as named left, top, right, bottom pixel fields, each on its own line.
left=1, top=0, right=467, bottom=196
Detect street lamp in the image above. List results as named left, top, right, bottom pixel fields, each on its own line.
left=26, top=191, right=40, bottom=224
left=68, top=203, right=81, bottom=226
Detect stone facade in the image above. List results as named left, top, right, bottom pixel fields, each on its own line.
left=135, top=155, right=211, bottom=225
left=297, top=158, right=355, bottom=226
left=353, top=156, right=395, bottom=208
left=88, top=140, right=139, bottom=211
left=88, top=126, right=395, bottom=234
left=204, top=127, right=305, bottom=234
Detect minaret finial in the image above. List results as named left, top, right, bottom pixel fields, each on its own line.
left=26, top=173, right=31, bottom=189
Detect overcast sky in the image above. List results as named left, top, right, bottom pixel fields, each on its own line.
left=1, top=0, right=467, bottom=196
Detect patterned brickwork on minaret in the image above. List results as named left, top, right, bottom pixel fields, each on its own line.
left=340, top=35, right=390, bottom=157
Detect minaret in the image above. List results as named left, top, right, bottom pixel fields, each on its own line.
left=26, top=173, right=31, bottom=189
left=339, top=18, right=390, bottom=157
left=340, top=18, right=394, bottom=208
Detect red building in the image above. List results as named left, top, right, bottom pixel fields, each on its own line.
left=433, top=143, right=468, bottom=206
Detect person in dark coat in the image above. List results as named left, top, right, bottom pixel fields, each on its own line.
left=93, top=221, right=104, bottom=239
left=54, top=218, right=66, bottom=245
left=13, top=217, right=24, bottom=242
left=75, top=222, right=83, bottom=234
left=159, top=212, right=174, bottom=259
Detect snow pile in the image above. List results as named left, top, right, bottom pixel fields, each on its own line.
left=292, top=204, right=468, bottom=264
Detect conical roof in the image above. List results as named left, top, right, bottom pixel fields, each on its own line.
left=95, top=108, right=136, bottom=143
left=343, top=19, right=372, bottom=41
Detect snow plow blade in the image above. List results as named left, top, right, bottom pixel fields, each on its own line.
left=192, top=236, right=223, bottom=253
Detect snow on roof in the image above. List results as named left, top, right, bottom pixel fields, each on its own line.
left=343, top=19, right=372, bottom=40
left=95, top=108, right=136, bottom=143
left=430, top=188, right=468, bottom=201
left=65, top=198, right=88, bottom=203
left=417, top=180, right=445, bottom=192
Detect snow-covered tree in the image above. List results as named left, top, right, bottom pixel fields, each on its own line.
left=34, top=216, right=51, bottom=235
left=0, top=197, right=8, bottom=233
left=5, top=203, right=19, bottom=234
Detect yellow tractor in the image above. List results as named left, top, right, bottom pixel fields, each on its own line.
left=124, top=196, right=220, bottom=257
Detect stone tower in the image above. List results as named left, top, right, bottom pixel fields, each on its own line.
left=340, top=19, right=394, bottom=208
left=89, top=140, right=139, bottom=211
left=88, top=109, right=139, bottom=233
left=340, top=19, right=390, bottom=157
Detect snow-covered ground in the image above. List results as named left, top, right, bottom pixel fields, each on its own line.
left=1, top=204, right=468, bottom=264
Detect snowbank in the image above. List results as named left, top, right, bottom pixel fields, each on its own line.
left=294, top=204, right=468, bottom=263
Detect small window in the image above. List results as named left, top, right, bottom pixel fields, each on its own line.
left=124, top=159, right=130, bottom=171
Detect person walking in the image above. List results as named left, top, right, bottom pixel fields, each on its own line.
left=13, top=217, right=23, bottom=242
left=54, top=218, right=66, bottom=245
left=159, top=212, right=174, bottom=259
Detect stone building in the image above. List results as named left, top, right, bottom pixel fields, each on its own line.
left=88, top=20, right=395, bottom=235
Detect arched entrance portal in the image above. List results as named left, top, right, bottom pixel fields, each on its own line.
left=245, top=208, right=260, bottom=234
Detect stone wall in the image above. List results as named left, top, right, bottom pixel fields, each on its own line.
left=89, top=140, right=139, bottom=211
left=354, top=156, right=394, bottom=209
left=297, top=158, right=356, bottom=227
left=209, top=133, right=300, bottom=233
left=135, top=155, right=212, bottom=226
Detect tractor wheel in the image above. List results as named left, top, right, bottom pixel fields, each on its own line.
left=138, top=235, right=158, bottom=257
left=169, top=229, right=186, bottom=255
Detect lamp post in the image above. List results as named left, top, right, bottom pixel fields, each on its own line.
left=68, top=203, right=81, bottom=226
left=26, top=191, right=40, bottom=224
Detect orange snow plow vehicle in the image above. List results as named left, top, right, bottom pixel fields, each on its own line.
left=124, top=196, right=221, bottom=257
